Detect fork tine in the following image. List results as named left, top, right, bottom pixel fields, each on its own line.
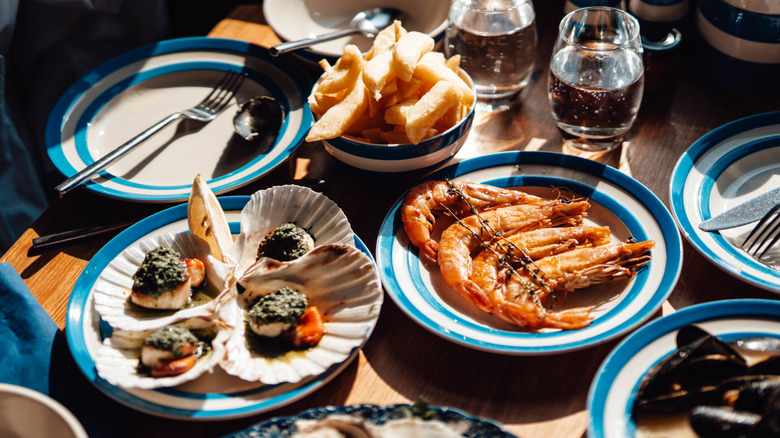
left=198, top=70, right=236, bottom=107
left=202, top=70, right=245, bottom=114
left=756, top=212, right=780, bottom=259
left=742, top=204, right=780, bottom=258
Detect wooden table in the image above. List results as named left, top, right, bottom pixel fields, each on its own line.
left=3, top=1, right=780, bottom=437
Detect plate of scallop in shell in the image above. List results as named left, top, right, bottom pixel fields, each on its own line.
left=376, top=151, right=683, bottom=355
left=66, top=176, right=384, bottom=419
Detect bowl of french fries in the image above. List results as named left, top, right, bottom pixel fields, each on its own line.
left=305, top=21, right=477, bottom=173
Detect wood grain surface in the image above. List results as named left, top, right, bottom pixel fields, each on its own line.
left=2, top=1, right=779, bottom=437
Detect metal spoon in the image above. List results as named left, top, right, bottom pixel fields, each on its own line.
left=233, top=96, right=285, bottom=142
left=270, top=7, right=402, bottom=56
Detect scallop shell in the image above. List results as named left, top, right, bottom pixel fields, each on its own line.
left=225, top=184, right=355, bottom=277
left=93, top=231, right=235, bottom=331
left=94, top=317, right=231, bottom=389
left=220, top=244, right=383, bottom=385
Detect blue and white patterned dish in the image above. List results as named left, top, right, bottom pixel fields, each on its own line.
left=376, top=151, right=682, bottom=355
left=46, top=37, right=312, bottom=202
left=696, top=0, right=780, bottom=95
left=670, top=111, right=780, bottom=292
left=588, top=299, right=780, bottom=438
left=226, top=403, right=517, bottom=437
left=65, top=196, right=376, bottom=420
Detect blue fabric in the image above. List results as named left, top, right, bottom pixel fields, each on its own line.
left=0, top=262, right=58, bottom=393
left=0, top=56, right=48, bottom=252
left=0, top=262, right=136, bottom=437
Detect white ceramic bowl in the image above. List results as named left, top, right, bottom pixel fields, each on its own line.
left=696, top=0, right=780, bottom=95
left=263, top=0, right=450, bottom=63
left=0, top=384, right=87, bottom=438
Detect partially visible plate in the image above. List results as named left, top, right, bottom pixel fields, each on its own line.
left=225, top=403, right=517, bottom=437
left=262, top=0, right=450, bottom=64
left=376, top=151, right=682, bottom=355
left=670, top=111, right=780, bottom=292
left=588, top=299, right=780, bottom=438
left=46, top=37, right=313, bottom=202
left=65, top=196, right=377, bottom=420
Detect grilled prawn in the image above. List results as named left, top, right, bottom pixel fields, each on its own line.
left=401, top=180, right=544, bottom=260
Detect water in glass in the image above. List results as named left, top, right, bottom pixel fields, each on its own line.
left=446, top=0, right=537, bottom=112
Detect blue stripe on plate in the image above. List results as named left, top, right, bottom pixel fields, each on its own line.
left=588, top=299, right=780, bottom=438
left=66, top=196, right=372, bottom=419
left=669, top=111, right=780, bottom=292
left=377, top=151, right=682, bottom=354
left=46, top=37, right=312, bottom=202
left=698, top=0, right=780, bottom=43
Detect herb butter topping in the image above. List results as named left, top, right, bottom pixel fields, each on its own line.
left=132, top=246, right=186, bottom=297
left=257, top=223, right=314, bottom=261
left=247, top=287, right=308, bottom=325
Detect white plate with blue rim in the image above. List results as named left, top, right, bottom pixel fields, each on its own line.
left=262, top=0, right=450, bottom=65
left=65, top=196, right=376, bottom=420
left=46, top=37, right=312, bottom=202
left=588, top=298, right=780, bottom=438
left=376, top=151, right=683, bottom=355
left=670, top=111, right=780, bottom=292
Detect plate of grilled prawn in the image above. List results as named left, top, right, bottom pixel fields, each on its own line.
left=376, top=151, right=683, bottom=354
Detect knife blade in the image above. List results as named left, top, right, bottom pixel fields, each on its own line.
left=699, top=186, right=780, bottom=232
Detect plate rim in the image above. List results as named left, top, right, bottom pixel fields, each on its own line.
left=586, top=298, right=780, bottom=438
left=65, top=195, right=377, bottom=420
left=46, top=36, right=313, bottom=203
left=375, top=150, right=683, bottom=355
left=669, top=110, right=780, bottom=293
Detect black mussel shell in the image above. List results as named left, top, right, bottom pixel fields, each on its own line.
left=689, top=405, right=761, bottom=438
left=633, top=325, right=749, bottom=416
left=749, top=355, right=780, bottom=376
left=715, top=375, right=780, bottom=414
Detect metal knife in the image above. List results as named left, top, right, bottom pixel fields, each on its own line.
left=699, top=186, right=780, bottom=232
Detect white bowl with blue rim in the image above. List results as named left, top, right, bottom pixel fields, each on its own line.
left=628, top=0, right=690, bottom=39
left=564, top=0, right=625, bottom=14
left=316, top=74, right=477, bottom=174
left=588, top=299, right=780, bottom=437
left=696, top=0, right=780, bottom=95
left=263, top=0, right=450, bottom=65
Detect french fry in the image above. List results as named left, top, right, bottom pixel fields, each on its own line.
left=362, top=51, right=396, bottom=101
left=414, top=55, right=475, bottom=107
left=393, top=31, right=435, bottom=82
left=405, top=81, right=463, bottom=144
left=317, top=45, right=364, bottom=94
left=384, top=97, right=418, bottom=126
left=366, top=20, right=406, bottom=60
left=445, top=54, right=461, bottom=72
left=306, top=79, right=369, bottom=142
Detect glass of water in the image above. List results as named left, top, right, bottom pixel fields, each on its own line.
left=548, top=7, right=644, bottom=152
left=445, top=0, right=537, bottom=112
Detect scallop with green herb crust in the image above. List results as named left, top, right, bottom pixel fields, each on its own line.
left=247, top=287, right=308, bottom=337
left=131, top=246, right=205, bottom=310
left=257, top=223, right=315, bottom=262
left=141, top=326, right=205, bottom=377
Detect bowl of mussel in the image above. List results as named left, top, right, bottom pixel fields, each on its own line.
left=588, top=299, right=780, bottom=438
left=305, top=21, right=476, bottom=174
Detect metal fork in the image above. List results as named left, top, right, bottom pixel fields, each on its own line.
left=742, top=203, right=780, bottom=260
left=55, top=70, right=246, bottom=196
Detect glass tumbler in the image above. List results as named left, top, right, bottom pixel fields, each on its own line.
left=548, top=7, right=644, bottom=152
left=445, top=0, right=537, bottom=112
